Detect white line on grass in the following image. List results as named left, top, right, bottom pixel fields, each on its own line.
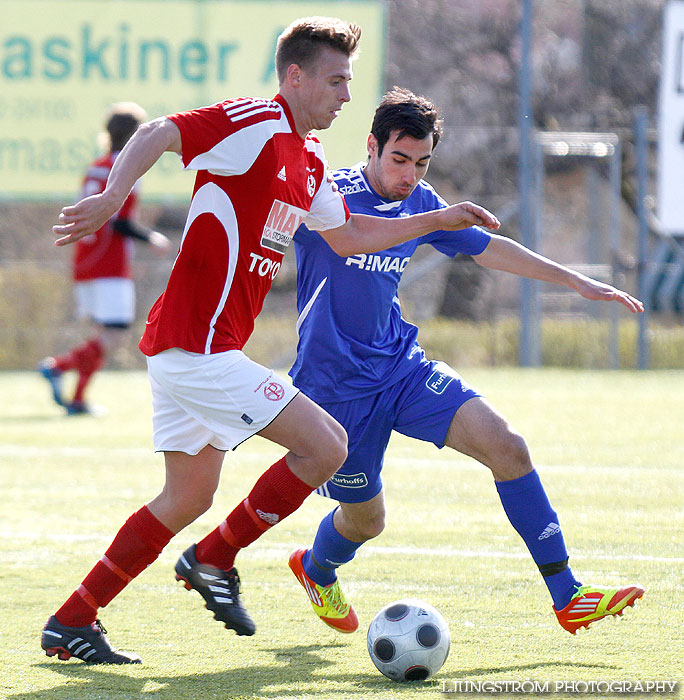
left=4, top=445, right=676, bottom=476
left=4, top=535, right=682, bottom=564
left=0, top=444, right=151, bottom=458
left=4, top=532, right=679, bottom=566
left=388, top=458, right=683, bottom=474
left=232, top=542, right=684, bottom=565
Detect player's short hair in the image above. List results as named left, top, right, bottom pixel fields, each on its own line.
left=371, top=87, right=443, bottom=156
left=275, top=16, right=361, bottom=83
left=104, top=102, right=148, bottom=152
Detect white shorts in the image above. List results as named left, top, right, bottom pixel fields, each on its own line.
left=147, top=348, right=299, bottom=454
left=74, top=278, right=135, bottom=325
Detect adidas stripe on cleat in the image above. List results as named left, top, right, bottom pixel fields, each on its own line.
left=41, top=616, right=142, bottom=664
left=554, top=583, right=645, bottom=634
left=288, top=548, right=358, bottom=633
left=175, top=544, right=255, bottom=636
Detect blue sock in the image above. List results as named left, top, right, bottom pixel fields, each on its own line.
left=496, top=470, right=581, bottom=609
left=303, top=509, right=362, bottom=586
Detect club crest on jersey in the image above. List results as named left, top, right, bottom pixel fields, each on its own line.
left=261, top=199, right=307, bottom=254
left=307, top=174, right=316, bottom=197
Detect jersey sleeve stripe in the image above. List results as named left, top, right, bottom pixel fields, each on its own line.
left=222, top=98, right=262, bottom=114
left=230, top=105, right=283, bottom=122
left=223, top=99, right=278, bottom=118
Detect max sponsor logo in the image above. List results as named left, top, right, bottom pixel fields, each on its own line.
left=261, top=199, right=307, bottom=254
left=329, top=472, right=368, bottom=489
left=426, top=369, right=454, bottom=395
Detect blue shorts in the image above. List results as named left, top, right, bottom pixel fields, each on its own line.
left=314, top=359, right=480, bottom=503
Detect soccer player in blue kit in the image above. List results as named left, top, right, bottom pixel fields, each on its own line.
left=288, top=87, right=645, bottom=635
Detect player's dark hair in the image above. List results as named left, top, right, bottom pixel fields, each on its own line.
left=105, top=103, right=147, bottom=152
left=371, top=87, right=443, bottom=156
left=275, top=16, right=361, bottom=82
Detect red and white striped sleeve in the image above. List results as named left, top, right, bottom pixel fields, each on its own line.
left=168, top=98, right=289, bottom=176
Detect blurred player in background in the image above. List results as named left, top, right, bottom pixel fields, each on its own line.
left=40, top=19, right=500, bottom=665
left=288, top=87, right=645, bottom=636
left=39, top=102, right=172, bottom=415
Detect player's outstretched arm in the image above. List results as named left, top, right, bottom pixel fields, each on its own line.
left=53, top=118, right=182, bottom=247
left=320, top=201, right=500, bottom=257
left=474, top=234, right=644, bottom=313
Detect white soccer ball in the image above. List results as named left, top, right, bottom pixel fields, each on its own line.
left=367, top=598, right=450, bottom=682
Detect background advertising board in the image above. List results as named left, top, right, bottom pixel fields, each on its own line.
left=0, top=0, right=385, bottom=201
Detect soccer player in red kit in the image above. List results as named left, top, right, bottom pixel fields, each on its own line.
left=39, top=103, right=171, bottom=415
left=42, top=17, right=500, bottom=664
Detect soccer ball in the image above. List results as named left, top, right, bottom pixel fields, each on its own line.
left=367, top=598, right=450, bottom=682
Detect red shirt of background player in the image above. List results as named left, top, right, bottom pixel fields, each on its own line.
left=72, top=152, right=138, bottom=281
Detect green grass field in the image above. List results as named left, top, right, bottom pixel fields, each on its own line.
left=1, top=368, right=682, bottom=700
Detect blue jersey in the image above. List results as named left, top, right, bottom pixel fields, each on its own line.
left=289, top=162, right=491, bottom=403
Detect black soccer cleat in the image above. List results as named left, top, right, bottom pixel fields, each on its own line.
left=41, top=616, right=142, bottom=664
left=175, top=544, right=256, bottom=636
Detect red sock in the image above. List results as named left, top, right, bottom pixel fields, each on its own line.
left=195, top=457, right=313, bottom=571
left=54, top=337, right=105, bottom=374
left=72, top=338, right=105, bottom=402
left=55, top=506, right=174, bottom=627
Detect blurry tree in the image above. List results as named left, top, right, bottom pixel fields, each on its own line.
left=582, top=0, right=663, bottom=131
left=384, top=0, right=664, bottom=318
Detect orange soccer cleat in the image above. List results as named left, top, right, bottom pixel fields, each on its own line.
left=554, top=583, right=645, bottom=634
left=289, top=548, right=359, bottom=633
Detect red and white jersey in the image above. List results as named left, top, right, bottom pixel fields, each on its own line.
left=139, top=94, right=349, bottom=357
left=72, top=152, right=138, bottom=281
